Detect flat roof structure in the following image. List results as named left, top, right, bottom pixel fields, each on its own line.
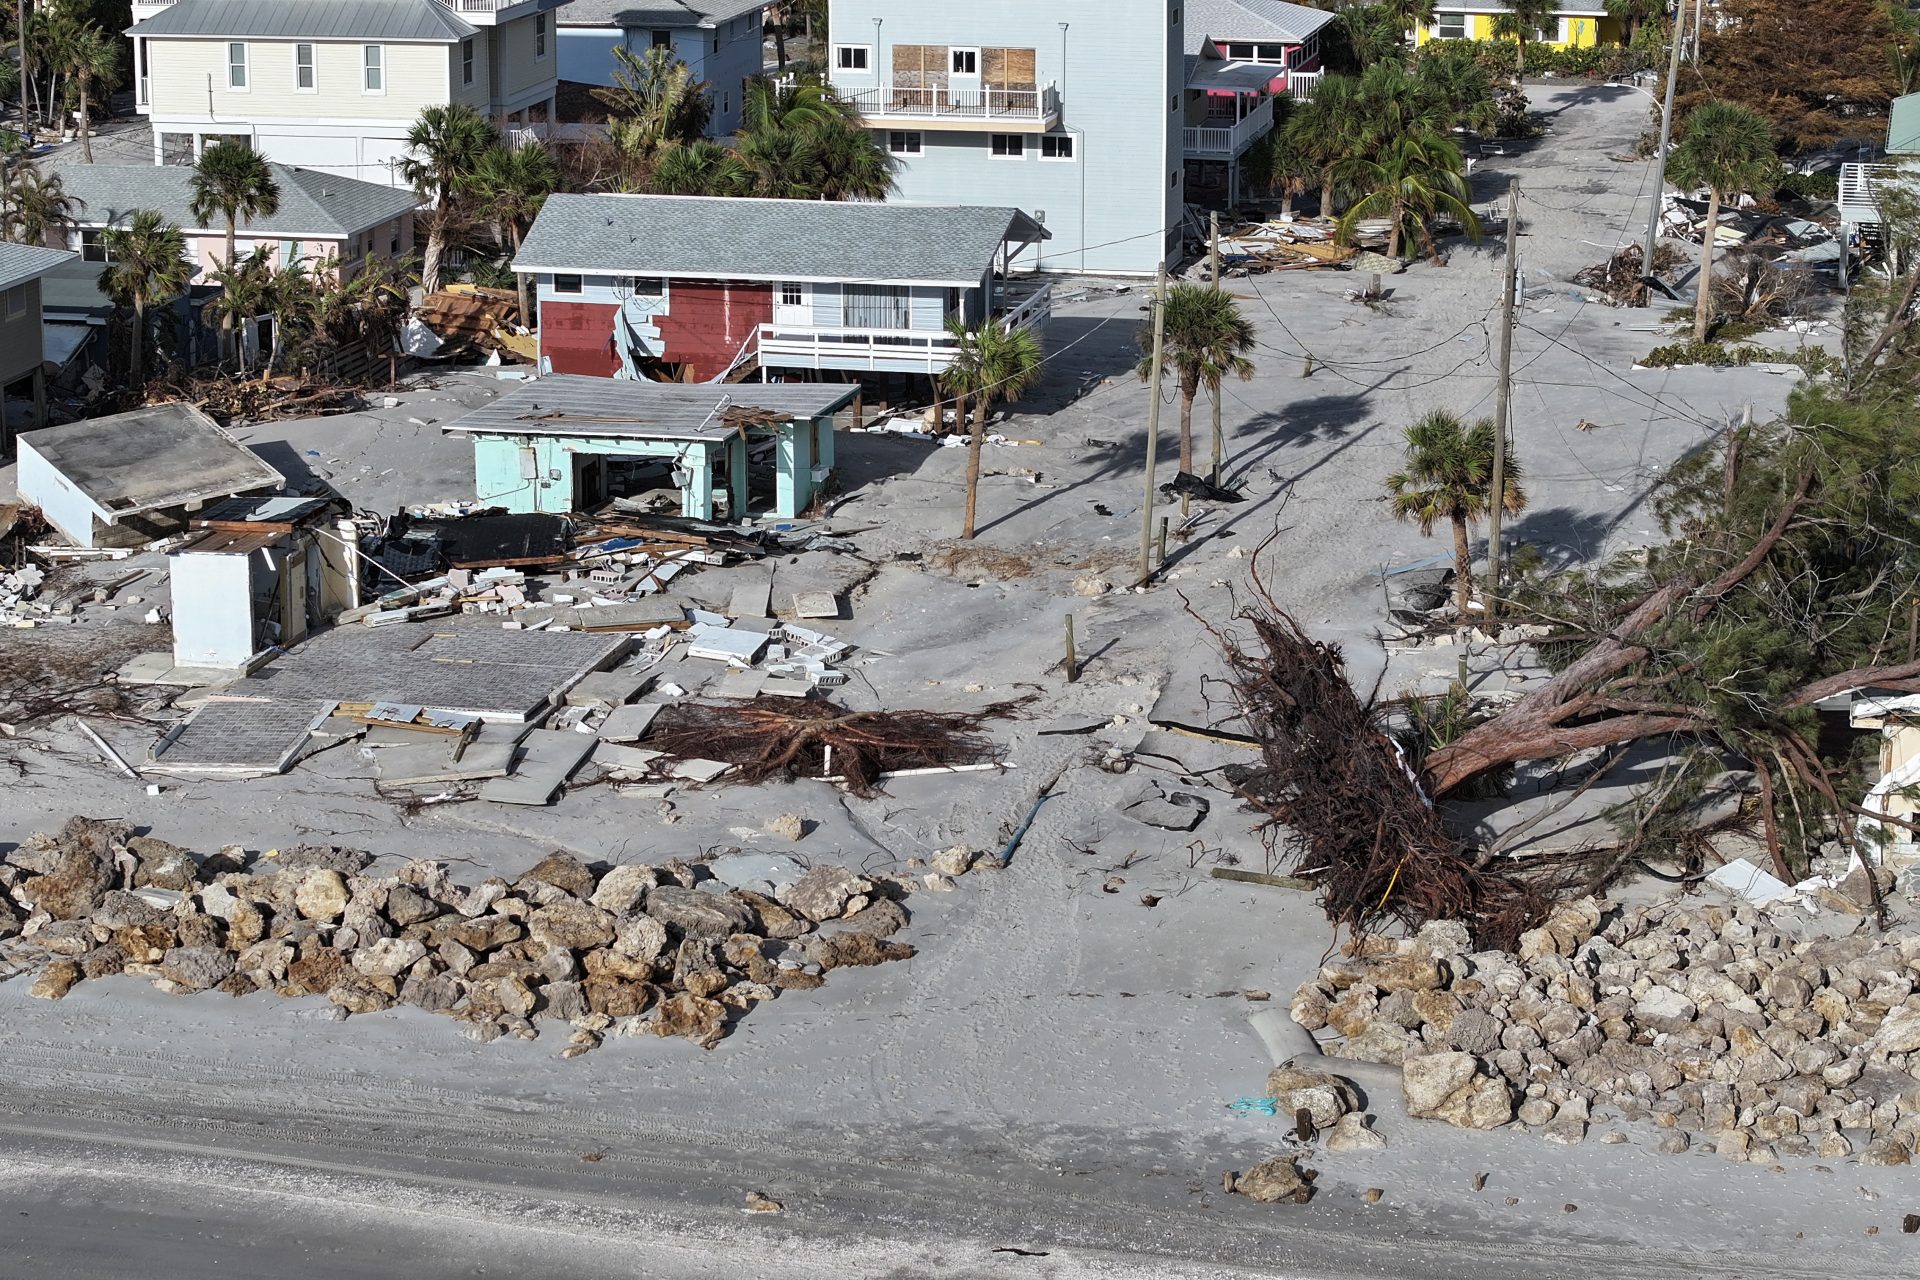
left=443, top=376, right=859, bottom=443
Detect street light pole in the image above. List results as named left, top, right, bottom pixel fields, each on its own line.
left=1640, top=0, right=1687, bottom=299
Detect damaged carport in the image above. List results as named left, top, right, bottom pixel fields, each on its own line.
left=441, top=377, right=857, bottom=521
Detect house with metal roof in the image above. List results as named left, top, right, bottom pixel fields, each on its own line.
left=557, top=0, right=766, bottom=137
left=513, top=192, right=1052, bottom=382
left=442, top=375, right=858, bottom=519
left=53, top=163, right=419, bottom=284
left=0, top=243, right=77, bottom=448
left=127, top=0, right=567, bottom=184
left=1184, top=0, right=1334, bottom=205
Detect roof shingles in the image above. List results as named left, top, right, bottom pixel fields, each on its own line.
left=514, top=193, right=1042, bottom=286
left=128, top=0, right=475, bottom=42
left=1185, top=0, right=1336, bottom=51
left=55, top=164, right=420, bottom=239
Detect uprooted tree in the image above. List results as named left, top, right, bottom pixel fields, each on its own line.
left=1222, top=368, right=1920, bottom=946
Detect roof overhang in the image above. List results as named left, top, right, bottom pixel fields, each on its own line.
left=0, top=244, right=78, bottom=292
left=511, top=266, right=995, bottom=288
left=1188, top=58, right=1282, bottom=92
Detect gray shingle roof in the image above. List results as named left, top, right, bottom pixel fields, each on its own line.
left=444, top=375, right=857, bottom=441
left=0, top=242, right=77, bottom=292
left=128, top=0, right=475, bottom=43
left=557, top=0, right=765, bottom=30
left=55, top=164, right=420, bottom=239
left=515, top=194, right=1044, bottom=285
left=1186, top=0, right=1336, bottom=52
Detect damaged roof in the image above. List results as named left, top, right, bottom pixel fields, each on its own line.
left=515, top=194, right=1048, bottom=286
left=443, top=376, right=858, bottom=442
left=21, top=403, right=285, bottom=522
left=57, top=165, right=419, bottom=239
left=127, top=0, right=476, bottom=41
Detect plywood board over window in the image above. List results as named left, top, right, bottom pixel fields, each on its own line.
left=890, top=43, right=948, bottom=109
left=982, top=47, right=1037, bottom=91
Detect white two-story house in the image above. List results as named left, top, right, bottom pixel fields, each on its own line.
left=128, top=0, right=569, bottom=185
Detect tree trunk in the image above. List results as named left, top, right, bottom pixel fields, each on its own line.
left=950, top=390, right=967, bottom=438
left=129, top=296, right=144, bottom=386
left=235, top=319, right=250, bottom=374
left=77, top=81, right=92, bottom=162
left=226, top=214, right=237, bottom=268
left=1321, top=177, right=1335, bottom=218
left=423, top=223, right=446, bottom=295
left=16, top=0, right=27, bottom=132
left=773, top=16, right=788, bottom=68
left=1451, top=510, right=1473, bottom=622
left=1280, top=187, right=1295, bottom=219
left=1177, top=374, right=1197, bottom=475
left=961, top=392, right=989, bottom=538
left=1386, top=198, right=1406, bottom=259
left=1692, top=185, right=1719, bottom=344
left=1515, top=35, right=1527, bottom=77
left=1210, top=384, right=1224, bottom=484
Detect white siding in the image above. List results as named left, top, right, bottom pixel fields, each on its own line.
left=146, top=37, right=451, bottom=122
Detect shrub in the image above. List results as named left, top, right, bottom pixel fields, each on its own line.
left=1639, top=340, right=1771, bottom=367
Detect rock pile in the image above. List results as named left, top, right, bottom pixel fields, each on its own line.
left=0, top=816, right=930, bottom=1055
left=1294, top=898, right=1920, bottom=1166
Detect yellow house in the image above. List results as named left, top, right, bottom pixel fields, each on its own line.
left=1412, top=7, right=1622, bottom=48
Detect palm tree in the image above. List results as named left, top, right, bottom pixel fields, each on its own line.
left=204, top=247, right=273, bottom=373
left=1605, top=0, right=1667, bottom=45
left=735, top=125, right=816, bottom=198
left=98, top=210, right=190, bottom=387
left=62, top=21, right=119, bottom=163
left=1667, top=102, right=1775, bottom=343
left=1385, top=410, right=1526, bottom=622
left=190, top=140, right=281, bottom=267
left=1333, top=3, right=1404, bottom=70
left=594, top=44, right=713, bottom=169
left=741, top=74, right=857, bottom=135
left=260, top=255, right=317, bottom=378
left=1291, top=73, right=1364, bottom=216
left=398, top=103, right=496, bottom=293
left=1246, top=106, right=1315, bottom=218
left=945, top=318, right=1045, bottom=539
left=468, top=140, right=558, bottom=326
left=1492, top=0, right=1558, bottom=76
left=1381, top=0, right=1439, bottom=42
left=800, top=119, right=896, bottom=200
left=1138, top=284, right=1256, bottom=478
left=1336, top=130, right=1480, bottom=258
left=0, top=160, right=82, bottom=243
left=1416, top=41, right=1501, bottom=133
left=648, top=139, right=751, bottom=196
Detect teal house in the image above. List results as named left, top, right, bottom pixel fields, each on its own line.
left=442, top=376, right=858, bottom=521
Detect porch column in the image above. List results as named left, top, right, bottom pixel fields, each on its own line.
left=682, top=444, right=716, bottom=520
left=813, top=412, right=834, bottom=473
left=728, top=432, right=748, bottom=519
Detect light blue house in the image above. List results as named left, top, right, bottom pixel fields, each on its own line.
left=558, top=0, right=767, bottom=137
left=442, top=376, right=857, bottom=521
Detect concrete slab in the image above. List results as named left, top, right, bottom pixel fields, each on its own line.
left=477, top=729, right=597, bottom=806
left=710, top=670, right=768, bottom=699
left=146, top=698, right=337, bottom=777
left=727, top=570, right=773, bottom=619
left=375, top=740, right=516, bottom=786
left=596, top=702, right=663, bottom=742
left=564, top=668, right=651, bottom=709
left=114, top=652, right=248, bottom=688
left=791, top=591, right=839, bottom=619
left=671, top=757, right=733, bottom=783
left=590, top=741, right=663, bottom=774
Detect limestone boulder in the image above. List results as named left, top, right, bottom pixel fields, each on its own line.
left=1403, top=1051, right=1479, bottom=1117
left=650, top=991, right=728, bottom=1049
left=1323, top=1113, right=1387, bottom=1152
left=528, top=899, right=617, bottom=951
left=776, top=865, right=872, bottom=923
left=1229, top=1156, right=1315, bottom=1204
left=645, top=886, right=755, bottom=940
left=590, top=864, right=657, bottom=914
left=520, top=851, right=598, bottom=899
left=352, top=937, right=428, bottom=979
left=294, top=869, right=350, bottom=922
left=157, top=945, right=234, bottom=992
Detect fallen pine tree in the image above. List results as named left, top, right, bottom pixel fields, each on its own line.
left=1219, top=378, right=1920, bottom=944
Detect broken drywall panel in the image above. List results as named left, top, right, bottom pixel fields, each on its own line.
left=478, top=729, right=597, bottom=806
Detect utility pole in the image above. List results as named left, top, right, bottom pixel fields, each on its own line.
left=1209, top=210, right=1224, bottom=485
left=1138, top=266, right=1168, bottom=586
left=1487, top=179, right=1520, bottom=628
left=1640, top=0, right=1688, bottom=300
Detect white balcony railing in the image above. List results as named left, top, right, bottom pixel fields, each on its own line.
left=1184, top=96, right=1275, bottom=158
left=843, top=83, right=1061, bottom=123
left=754, top=284, right=1052, bottom=375
left=1287, top=69, right=1323, bottom=101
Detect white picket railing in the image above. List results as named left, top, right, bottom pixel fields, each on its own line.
left=843, top=83, right=1062, bottom=123
left=1184, top=96, right=1275, bottom=158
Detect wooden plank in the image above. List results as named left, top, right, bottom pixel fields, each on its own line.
left=1210, top=867, right=1316, bottom=892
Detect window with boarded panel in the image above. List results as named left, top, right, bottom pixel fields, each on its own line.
left=982, top=47, right=1037, bottom=91
left=890, top=44, right=948, bottom=109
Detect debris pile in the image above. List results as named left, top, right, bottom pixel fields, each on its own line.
left=1202, top=219, right=1358, bottom=278
left=136, top=374, right=367, bottom=426
left=1571, top=242, right=1689, bottom=306
left=409, top=288, right=529, bottom=363
left=0, top=816, right=985, bottom=1053
left=1294, top=897, right=1920, bottom=1166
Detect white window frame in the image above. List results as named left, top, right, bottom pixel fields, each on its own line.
left=78, top=228, right=115, bottom=262
left=535, top=12, right=548, bottom=58
left=778, top=282, right=803, bottom=308
left=1540, top=16, right=1568, bottom=40
left=362, top=44, right=385, bottom=94
left=293, top=42, right=316, bottom=92
left=887, top=130, right=922, bottom=155
left=834, top=43, right=870, bottom=71
left=552, top=273, right=583, bottom=295
left=950, top=46, right=980, bottom=77
left=227, top=41, right=249, bottom=91
left=462, top=37, right=475, bottom=86
left=1434, top=11, right=1467, bottom=38
left=1040, top=134, right=1076, bottom=162
left=989, top=133, right=1025, bottom=159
